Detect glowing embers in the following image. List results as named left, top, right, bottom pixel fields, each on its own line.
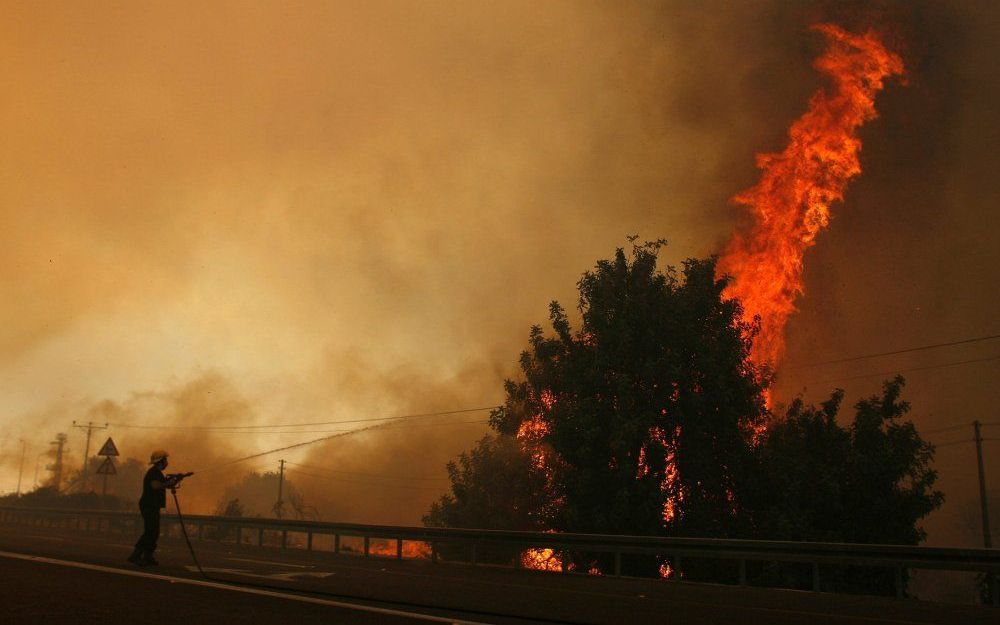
left=521, top=547, right=564, bottom=571
left=517, top=389, right=555, bottom=471
left=716, top=24, right=904, bottom=368
left=366, top=539, right=432, bottom=559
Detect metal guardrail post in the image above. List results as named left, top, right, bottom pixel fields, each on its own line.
left=895, top=567, right=904, bottom=598
left=739, top=559, right=747, bottom=586
left=236, top=526, right=242, bottom=545
left=307, top=532, right=313, bottom=551
left=363, top=536, right=370, bottom=557
left=397, top=538, right=403, bottom=559
left=812, top=563, right=821, bottom=592
left=258, top=527, right=264, bottom=547
left=470, top=543, right=477, bottom=565
left=334, top=534, right=340, bottom=553
left=281, top=530, right=287, bottom=549
left=431, top=542, right=438, bottom=564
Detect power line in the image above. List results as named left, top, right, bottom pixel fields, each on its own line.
left=804, top=355, right=1000, bottom=385
left=194, top=416, right=488, bottom=473
left=284, top=461, right=450, bottom=482
left=922, top=422, right=972, bottom=436
left=107, top=405, right=499, bottom=431
left=787, top=333, right=1000, bottom=369
left=932, top=439, right=971, bottom=449
left=285, top=468, right=446, bottom=492
left=194, top=422, right=389, bottom=473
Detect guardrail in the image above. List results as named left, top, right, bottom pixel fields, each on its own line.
left=1, top=504, right=997, bottom=605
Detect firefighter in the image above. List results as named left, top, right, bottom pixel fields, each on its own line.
left=128, top=450, right=182, bottom=566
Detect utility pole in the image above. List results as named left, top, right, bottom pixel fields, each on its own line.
left=72, top=420, right=107, bottom=492
left=16, top=439, right=26, bottom=496
left=274, top=459, right=286, bottom=519
left=34, top=453, right=44, bottom=489
left=48, top=433, right=67, bottom=492
left=974, top=420, right=992, bottom=548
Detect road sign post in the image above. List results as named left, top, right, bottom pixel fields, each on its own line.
left=96, top=438, right=119, bottom=498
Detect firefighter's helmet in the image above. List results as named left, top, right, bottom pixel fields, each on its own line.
left=149, top=450, right=169, bottom=464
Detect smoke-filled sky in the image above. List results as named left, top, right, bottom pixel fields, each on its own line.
left=0, top=1, right=997, bottom=541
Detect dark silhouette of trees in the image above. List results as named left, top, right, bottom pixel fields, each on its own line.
left=426, top=239, right=943, bottom=588
left=746, top=377, right=942, bottom=593
left=423, top=434, right=549, bottom=531
left=750, top=377, right=942, bottom=546
left=489, top=239, right=768, bottom=541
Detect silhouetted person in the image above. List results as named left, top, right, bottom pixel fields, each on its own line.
left=128, top=450, right=181, bottom=566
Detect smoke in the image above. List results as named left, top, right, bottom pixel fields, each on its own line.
left=0, top=2, right=997, bottom=536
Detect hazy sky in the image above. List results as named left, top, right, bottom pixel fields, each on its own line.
left=0, top=2, right=996, bottom=540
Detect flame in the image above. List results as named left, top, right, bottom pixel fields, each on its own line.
left=716, top=24, right=904, bottom=368
left=367, top=540, right=431, bottom=559
left=521, top=547, right=564, bottom=571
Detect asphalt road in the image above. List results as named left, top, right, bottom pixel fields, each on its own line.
left=0, top=523, right=994, bottom=625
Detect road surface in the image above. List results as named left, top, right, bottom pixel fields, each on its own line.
left=0, top=523, right=993, bottom=624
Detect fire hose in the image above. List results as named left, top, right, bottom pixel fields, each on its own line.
left=169, top=486, right=206, bottom=578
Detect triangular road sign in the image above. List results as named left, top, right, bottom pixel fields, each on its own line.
left=96, top=457, right=117, bottom=475
left=97, top=437, right=119, bottom=457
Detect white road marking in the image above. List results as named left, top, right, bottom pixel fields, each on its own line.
left=0, top=550, right=489, bottom=625
left=226, top=556, right=315, bottom=569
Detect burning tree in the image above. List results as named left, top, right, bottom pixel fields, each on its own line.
left=429, top=239, right=942, bottom=587
left=490, top=240, right=768, bottom=558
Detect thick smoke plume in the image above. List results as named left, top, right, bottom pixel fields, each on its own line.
left=0, top=2, right=997, bottom=541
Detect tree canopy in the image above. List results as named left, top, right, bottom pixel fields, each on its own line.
left=490, top=240, right=768, bottom=539
left=750, top=377, right=942, bottom=545
left=426, top=239, right=943, bottom=585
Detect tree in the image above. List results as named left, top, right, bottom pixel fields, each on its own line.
left=490, top=239, right=768, bottom=542
left=216, top=470, right=316, bottom=519
left=215, top=497, right=245, bottom=517
left=751, top=377, right=941, bottom=545
left=428, top=239, right=943, bottom=587
left=748, top=377, right=943, bottom=594
left=423, top=434, right=549, bottom=531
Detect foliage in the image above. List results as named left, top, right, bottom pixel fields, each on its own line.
left=490, top=240, right=767, bottom=539
left=747, top=377, right=942, bottom=594
left=216, top=471, right=317, bottom=520
left=750, top=377, right=942, bottom=545
left=427, top=239, right=943, bottom=590
left=0, top=486, right=126, bottom=511
left=63, top=456, right=147, bottom=504
left=423, top=434, right=549, bottom=531
left=215, top=497, right=245, bottom=517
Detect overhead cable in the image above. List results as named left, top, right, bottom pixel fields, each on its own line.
left=787, top=333, right=1000, bottom=369
left=107, top=405, right=499, bottom=431
left=284, top=461, right=450, bottom=482
left=804, top=355, right=1000, bottom=385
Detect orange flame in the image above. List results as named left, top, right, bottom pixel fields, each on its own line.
left=521, top=547, right=564, bottom=571
left=717, top=24, right=904, bottom=368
